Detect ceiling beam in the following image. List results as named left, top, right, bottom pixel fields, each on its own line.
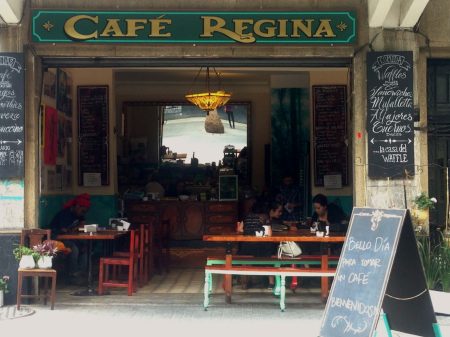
left=400, top=0, right=430, bottom=28
left=369, top=0, right=396, bottom=27
left=0, top=0, right=25, bottom=24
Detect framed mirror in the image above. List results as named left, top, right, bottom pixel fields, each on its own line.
left=120, top=101, right=251, bottom=191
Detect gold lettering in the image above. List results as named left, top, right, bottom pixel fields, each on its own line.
left=125, top=19, right=147, bottom=37
left=64, top=15, right=98, bottom=40
left=313, top=19, right=336, bottom=38
left=233, top=19, right=255, bottom=42
left=99, top=19, right=125, bottom=37
left=278, top=19, right=288, bottom=38
left=149, top=19, right=172, bottom=37
left=291, top=20, right=313, bottom=37
left=201, top=16, right=255, bottom=43
left=254, top=20, right=276, bottom=38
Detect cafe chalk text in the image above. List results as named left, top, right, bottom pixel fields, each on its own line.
left=32, top=11, right=356, bottom=44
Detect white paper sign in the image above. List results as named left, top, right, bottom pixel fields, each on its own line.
left=324, top=174, right=342, bottom=189
left=83, top=172, right=101, bottom=187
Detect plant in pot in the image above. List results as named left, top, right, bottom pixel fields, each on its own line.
left=13, top=245, right=39, bottom=269
left=33, top=240, right=58, bottom=269
left=0, top=275, right=9, bottom=307
left=411, top=193, right=437, bottom=232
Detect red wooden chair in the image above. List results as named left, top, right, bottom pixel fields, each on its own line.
left=98, top=229, right=138, bottom=296
left=112, top=224, right=151, bottom=287
left=17, top=229, right=57, bottom=310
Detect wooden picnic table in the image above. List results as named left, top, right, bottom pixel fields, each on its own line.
left=203, top=230, right=346, bottom=303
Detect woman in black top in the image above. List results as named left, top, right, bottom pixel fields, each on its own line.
left=311, top=194, right=348, bottom=233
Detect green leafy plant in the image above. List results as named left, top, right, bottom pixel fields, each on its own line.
left=416, top=235, right=441, bottom=290
left=439, top=236, right=450, bottom=292
left=13, top=245, right=39, bottom=262
left=0, top=276, right=9, bottom=293
left=413, top=193, right=437, bottom=210
left=417, top=233, right=450, bottom=292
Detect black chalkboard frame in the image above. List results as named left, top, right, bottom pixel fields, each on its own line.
left=312, top=85, right=348, bottom=187
left=320, top=207, right=437, bottom=337
left=77, top=85, right=109, bottom=186
left=366, top=51, right=415, bottom=179
left=0, top=52, right=25, bottom=179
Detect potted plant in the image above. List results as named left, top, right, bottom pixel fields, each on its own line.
left=411, top=193, right=437, bottom=231
left=13, top=245, right=39, bottom=269
left=0, top=275, right=9, bottom=307
left=33, top=240, right=58, bottom=269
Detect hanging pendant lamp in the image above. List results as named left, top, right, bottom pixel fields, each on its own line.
left=185, top=67, right=231, bottom=112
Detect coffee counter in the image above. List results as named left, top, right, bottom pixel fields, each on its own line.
left=125, top=200, right=238, bottom=240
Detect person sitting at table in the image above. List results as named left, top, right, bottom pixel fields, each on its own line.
left=311, top=194, right=348, bottom=233
left=311, top=193, right=348, bottom=256
left=275, top=173, right=302, bottom=222
left=49, top=193, right=91, bottom=280
left=238, top=199, right=279, bottom=289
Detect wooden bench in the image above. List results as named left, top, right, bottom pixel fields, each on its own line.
left=204, top=265, right=336, bottom=311
left=206, top=255, right=339, bottom=295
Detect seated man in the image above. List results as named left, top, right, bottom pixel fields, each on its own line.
left=49, top=193, right=91, bottom=278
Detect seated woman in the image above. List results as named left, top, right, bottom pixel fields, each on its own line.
left=311, top=193, right=348, bottom=256
left=311, top=194, right=348, bottom=233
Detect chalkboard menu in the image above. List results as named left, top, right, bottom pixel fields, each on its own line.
left=313, top=85, right=348, bottom=186
left=0, top=53, right=24, bottom=178
left=77, top=86, right=109, bottom=186
left=367, top=52, right=414, bottom=178
left=320, top=208, right=436, bottom=337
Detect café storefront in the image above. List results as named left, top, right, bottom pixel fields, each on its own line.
left=0, top=0, right=439, bottom=303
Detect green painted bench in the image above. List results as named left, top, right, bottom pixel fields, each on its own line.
left=204, top=265, right=337, bottom=311
left=206, top=255, right=339, bottom=295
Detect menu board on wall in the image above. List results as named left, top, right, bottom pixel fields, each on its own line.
left=77, top=86, right=109, bottom=186
left=0, top=53, right=24, bottom=178
left=313, top=85, right=348, bottom=186
left=367, top=51, right=414, bottom=178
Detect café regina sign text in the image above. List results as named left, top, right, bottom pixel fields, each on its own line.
left=32, top=11, right=356, bottom=44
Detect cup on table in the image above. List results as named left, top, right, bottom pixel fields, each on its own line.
left=316, top=231, right=324, bottom=237
left=117, top=226, right=124, bottom=231
left=263, top=225, right=272, bottom=237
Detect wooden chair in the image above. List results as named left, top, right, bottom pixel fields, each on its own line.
left=112, top=224, right=151, bottom=287
left=98, top=230, right=138, bottom=296
left=17, top=229, right=57, bottom=310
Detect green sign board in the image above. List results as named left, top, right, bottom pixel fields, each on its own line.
left=32, top=10, right=356, bottom=44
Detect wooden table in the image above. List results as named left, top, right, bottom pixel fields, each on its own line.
left=203, top=230, right=345, bottom=303
left=57, top=230, right=129, bottom=296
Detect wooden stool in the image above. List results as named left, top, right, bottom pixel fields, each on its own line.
left=17, top=268, right=57, bottom=310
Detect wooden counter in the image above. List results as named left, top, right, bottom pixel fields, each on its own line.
left=125, top=200, right=238, bottom=240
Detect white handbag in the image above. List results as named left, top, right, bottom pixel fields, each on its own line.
left=278, top=241, right=302, bottom=258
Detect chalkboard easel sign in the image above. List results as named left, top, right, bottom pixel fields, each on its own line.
left=77, top=86, right=109, bottom=186
left=320, top=207, right=436, bottom=337
left=0, top=53, right=25, bottom=178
